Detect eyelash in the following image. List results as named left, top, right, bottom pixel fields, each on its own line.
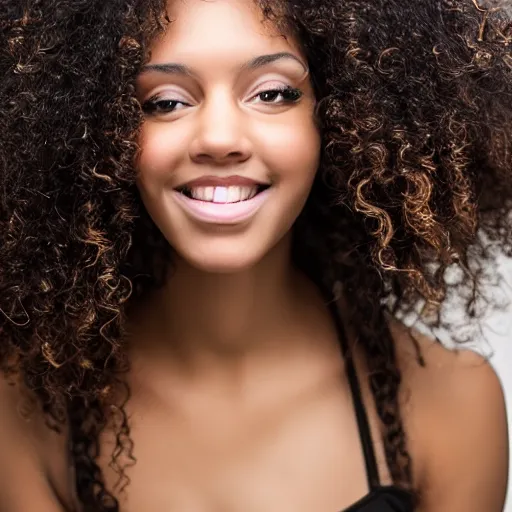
left=252, top=86, right=302, bottom=104
left=142, top=85, right=303, bottom=115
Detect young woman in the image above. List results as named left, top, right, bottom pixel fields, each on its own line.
left=0, top=0, right=510, bottom=511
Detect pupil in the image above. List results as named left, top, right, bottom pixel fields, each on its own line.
left=261, top=91, right=279, bottom=102
left=160, top=100, right=175, bottom=110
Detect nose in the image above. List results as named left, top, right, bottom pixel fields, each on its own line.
left=188, top=92, right=252, bottom=165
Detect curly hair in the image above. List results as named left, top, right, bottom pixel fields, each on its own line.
left=1, top=0, right=511, bottom=509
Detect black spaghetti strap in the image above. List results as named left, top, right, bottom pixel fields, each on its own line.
left=326, top=298, right=381, bottom=490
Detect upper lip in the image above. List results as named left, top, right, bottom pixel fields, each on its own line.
left=175, top=175, right=270, bottom=190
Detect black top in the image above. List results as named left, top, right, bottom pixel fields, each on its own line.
left=327, top=298, right=415, bottom=512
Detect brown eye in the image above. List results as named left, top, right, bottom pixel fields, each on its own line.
left=254, top=87, right=303, bottom=104
left=142, top=98, right=190, bottom=115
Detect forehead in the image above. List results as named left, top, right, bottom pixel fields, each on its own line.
left=148, top=0, right=300, bottom=64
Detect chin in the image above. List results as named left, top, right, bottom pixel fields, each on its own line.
left=176, top=243, right=269, bottom=275
left=191, top=260, right=256, bottom=274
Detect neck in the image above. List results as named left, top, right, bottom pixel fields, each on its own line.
left=128, top=235, right=323, bottom=372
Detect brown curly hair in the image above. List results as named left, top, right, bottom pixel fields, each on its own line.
left=1, top=0, right=511, bottom=509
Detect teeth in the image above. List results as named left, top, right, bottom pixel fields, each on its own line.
left=240, top=187, right=256, bottom=201
left=204, top=187, right=214, bottom=201
left=189, top=185, right=259, bottom=203
left=227, top=186, right=241, bottom=203
left=213, top=187, right=228, bottom=203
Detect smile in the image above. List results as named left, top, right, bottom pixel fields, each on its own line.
left=172, top=185, right=271, bottom=224
left=179, top=184, right=268, bottom=204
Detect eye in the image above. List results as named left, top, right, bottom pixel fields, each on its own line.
left=142, top=97, right=191, bottom=115
left=251, top=86, right=303, bottom=105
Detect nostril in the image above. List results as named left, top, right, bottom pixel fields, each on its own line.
left=194, top=150, right=247, bottom=162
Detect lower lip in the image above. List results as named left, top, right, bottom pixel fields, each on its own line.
left=172, top=188, right=271, bottom=224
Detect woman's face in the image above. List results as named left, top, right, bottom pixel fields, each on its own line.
left=136, top=0, right=320, bottom=273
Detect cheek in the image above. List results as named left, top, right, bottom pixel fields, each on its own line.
left=136, top=122, right=188, bottom=194
left=258, top=116, right=321, bottom=188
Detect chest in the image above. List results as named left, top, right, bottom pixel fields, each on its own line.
left=98, top=386, right=371, bottom=512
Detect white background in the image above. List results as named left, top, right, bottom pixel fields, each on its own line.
left=479, top=256, right=512, bottom=511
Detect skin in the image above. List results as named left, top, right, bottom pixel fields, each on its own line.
left=0, top=1, right=508, bottom=511
left=136, top=0, right=320, bottom=274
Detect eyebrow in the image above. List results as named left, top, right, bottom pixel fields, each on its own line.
left=241, top=52, right=307, bottom=72
left=140, top=52, right=307, bottom=76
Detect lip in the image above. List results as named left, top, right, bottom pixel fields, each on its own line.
left=172, top=187, right=271, bottom=225
left=176, top=175, right=269, bottom=189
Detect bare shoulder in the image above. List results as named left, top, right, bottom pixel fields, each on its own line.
left=0, top=372, right=42, bottom=458
left=390, top=320, right=504, bottom=404
left=0, top=373, right=71, bottom=511
left=389, top=320, right=508, bottom=511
